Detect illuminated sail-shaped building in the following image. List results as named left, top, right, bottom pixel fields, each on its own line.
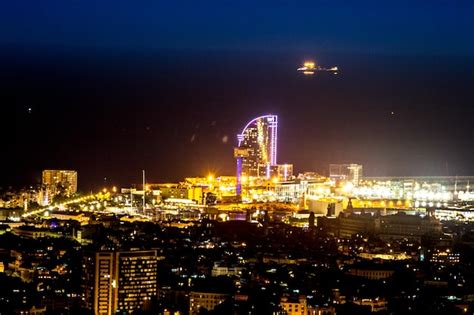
left=235, top=115, right=278, bottom=194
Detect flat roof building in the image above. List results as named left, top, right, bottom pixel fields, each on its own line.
left=189, top=291, right=228, bottom=315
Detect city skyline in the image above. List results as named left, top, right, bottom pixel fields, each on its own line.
left=5, top=100, right=474, bottom=190
left=2, top=3, right=474, bottom=190
left=2, top=2, right=474, bottom=314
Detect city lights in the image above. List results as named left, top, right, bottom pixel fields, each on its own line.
left=3, top=110, right=474, bottom=315
left=1, top=2, right=472, bottom=312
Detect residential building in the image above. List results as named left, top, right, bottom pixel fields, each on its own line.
left=82, top=249, right=158, bottom=314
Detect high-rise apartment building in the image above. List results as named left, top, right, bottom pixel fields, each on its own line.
left=82, top=250, right=158, bottom=314
left=42, top=170, right=78, bottom=195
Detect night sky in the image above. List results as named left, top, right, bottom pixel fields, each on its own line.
left=1, top=1, right=474, bottom=190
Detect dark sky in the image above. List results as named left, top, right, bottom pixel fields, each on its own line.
left=1, top=1, right=474, bottom=190
left=1, top=1, right=474, bottom=55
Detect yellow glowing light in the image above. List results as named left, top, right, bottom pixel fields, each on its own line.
left=342, top=182, right=354, bottom=193
left=304, top=61, right=315, bottom=69
left=218, top=213, right=228, bottom=222
left=102, top=188, right=107, bottom=193
left=241, top=176, right=248, bottom=184
left=272, top=177, right=279, bottom=184
left=112, top=186, right=117, bottom=193
left=207, top=174, right=214, bottom=181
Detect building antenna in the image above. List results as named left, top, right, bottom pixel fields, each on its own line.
left=454, top=176, right=458, bottom=196
left=142, top=170, right=146, bottom=214
left=130, top=186, right=133, bottom=213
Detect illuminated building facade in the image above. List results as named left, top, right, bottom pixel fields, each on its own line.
left=82, top=250, right=158, bottom=314
left=353, top=298, right=388, bottom=312
left=189, top=292, right=228, bottom=315
left=235, top=115, right=278, bottom=194
left=277, top=164, right=294, bottom=181
left=280, top=295, right=308, bottom=315
left=236, top=114, right=278, bottom=177
left=329, top=164, right=363, bottom=185
left=347, top=267, right=394, bottom=280
left=42, top=170, right=78, bottom=195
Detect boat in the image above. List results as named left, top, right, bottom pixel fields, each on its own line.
left=297, top=61, right=338, bottom=75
